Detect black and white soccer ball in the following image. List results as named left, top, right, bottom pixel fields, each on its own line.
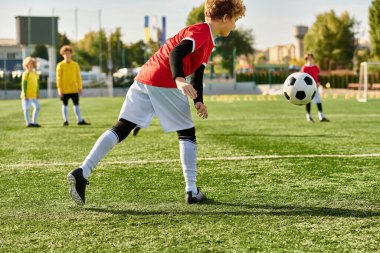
left=283, top=72, right=317, bottom=105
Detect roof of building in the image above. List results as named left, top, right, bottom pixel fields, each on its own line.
left=0, top=39, right=18, bottom=46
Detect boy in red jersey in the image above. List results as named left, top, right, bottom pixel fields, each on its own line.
left=67, top=0, right=246, bottom=206
left=301, top=53, right=330, bottom=122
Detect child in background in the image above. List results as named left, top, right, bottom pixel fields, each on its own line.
left=301, top=53, right=330, bottom=123
left=56, top=45, right=90, bottom=126
left=20, top=57, right=41, bottom=127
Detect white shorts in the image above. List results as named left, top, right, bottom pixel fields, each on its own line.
left=118, top=81, right=194, bottom=132
left=312, top=87, right=322, bottom=104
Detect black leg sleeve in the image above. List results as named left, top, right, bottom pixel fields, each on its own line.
left=110, top=118, right=137, bottom=142
left=306, top=103, right=311, bottom=113
left=317, top=103, right=323, bottom=112
left=177, top=127, right=196, bottom=143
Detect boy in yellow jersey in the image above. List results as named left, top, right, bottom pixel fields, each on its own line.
left=56, top=45, right=90, bottom=126
left=20, top=57, right=41, bottom=127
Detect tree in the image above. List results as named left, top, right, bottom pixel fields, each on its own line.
left=354, top=47, right=371, bottom=72
left=186, top=4, right=205, bottom=26
left=215, top=29, right=255, bottom=76
left=125, top=40, right=146, bottom=67
left=76, top=30, right=107, bottom=72
left=31, top=45, right=48, bottom=60
left=109, top=27, right=125, bottom=72
left=304, top=10, right=356, bottom=70
left=369, top=0, right=380, bottom=60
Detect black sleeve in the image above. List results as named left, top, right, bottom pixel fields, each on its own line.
left=169, top=39, right=193, bottom=80
left=190, top=64, right=205, bottom=104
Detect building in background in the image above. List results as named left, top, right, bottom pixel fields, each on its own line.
left=268, top=44, right=296, bottom=64
left=0, top=39, right=23, bottom=71
left=293, top=25, right=308, bottom=60
left=266, top=25, right=308, bottom=65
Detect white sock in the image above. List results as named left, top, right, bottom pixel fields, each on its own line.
left=318, top=111, right=324, bottom=120
left=80, top=129, right=119, bottom=179
left=62, top=105, right=68, bottom=122
left=179, top=140, right=197, bottom=194
left=23, top=109, right=30, bottom=125
left=74, top=105, right=83, bottom=122
left=306, top=113, right=312, bottom=121
left=32, top=105, right=40, bottom=124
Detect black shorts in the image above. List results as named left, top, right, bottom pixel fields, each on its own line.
left=61, top=93, right=79, bottom=106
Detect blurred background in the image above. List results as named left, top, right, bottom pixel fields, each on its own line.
left=0, top=0, right=378, bottom=99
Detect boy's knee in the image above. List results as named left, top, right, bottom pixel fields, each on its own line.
left=111, top=118, right=137, bottom=142
left=177, top=127, right=196, bottom=142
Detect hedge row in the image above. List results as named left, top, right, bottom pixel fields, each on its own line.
left=0, top=75, right=129, bottom=90
left=236, top=72, right=380, bottom=88
left=0, top=75, right=49, bottom=90
left=2, top=72, right=380, bottom=90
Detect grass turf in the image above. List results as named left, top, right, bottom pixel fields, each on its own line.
left=1, top=95, right=380, bottom=252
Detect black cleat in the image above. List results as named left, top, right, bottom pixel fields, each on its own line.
left=32, top=123, right=41, bottom=127
left=63, top=121, right=69, bottom=126
left=186, top=188, right=207, bottom=204
left=78, top=120, right=90, bottom=125
left=132, top=127, right=141, bottom=136
left=307, top=117, right=314, bottom=123
left=320, top=117, right=330, bottom=122
left=67, top=168, right=88, bottom=206
left=26, top=123, right=33, bottom=127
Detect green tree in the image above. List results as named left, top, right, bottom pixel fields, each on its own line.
left=369, top=0, right=380, bottom=60
left=304, top=10, right=356, bottom=70
left=76, top=30, right=107, bottom=72
left=354, top=47, right=371, bottom=72
left=125, top=40, right=146, bottom=67
left=186, top=4, right=205, bottom=26
left=109, top=28, right=125, bottom=72
left=31, top=45, right=48, bottom=60
left=215, top=29, right=255, bottom=76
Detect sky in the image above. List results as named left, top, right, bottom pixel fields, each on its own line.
left=0, top=0, right=372, bottom=50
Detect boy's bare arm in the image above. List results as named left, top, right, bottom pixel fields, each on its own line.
left=195, top=101, right=208, bottom=119
left=175, top=77, right=197, bottom=99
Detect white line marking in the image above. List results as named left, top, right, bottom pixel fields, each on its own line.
left=1, top=154, right=380, bottom=169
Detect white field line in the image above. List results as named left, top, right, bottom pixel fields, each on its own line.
left=1, top=153, right=380, bottom=169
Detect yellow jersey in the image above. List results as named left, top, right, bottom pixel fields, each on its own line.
left=20, top=71, right=39, bottom=99
left=56, top=60, right=82, bottom=94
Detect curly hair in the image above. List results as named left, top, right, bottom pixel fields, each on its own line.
left=59, top=45, right=73, bottom=55
left=22, top=57, right=37, bottom=70
left=204, top=0, right=246, bottom=20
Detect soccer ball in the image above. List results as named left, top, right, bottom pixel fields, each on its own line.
left=283, top=72, right=317, bottom=105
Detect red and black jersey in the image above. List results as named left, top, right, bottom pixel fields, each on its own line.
left=301, top=65, right=320, bottom=85
left=135, top=22, right=215, bottom=88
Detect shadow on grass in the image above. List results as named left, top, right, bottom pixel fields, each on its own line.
left=85, top=199, right=380, bottom=218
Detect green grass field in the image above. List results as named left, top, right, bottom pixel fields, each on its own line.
left=1, top=94, right=380, bottom=252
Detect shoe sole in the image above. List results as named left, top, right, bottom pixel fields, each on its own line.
left=67, top=173, right=85, bottom=206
